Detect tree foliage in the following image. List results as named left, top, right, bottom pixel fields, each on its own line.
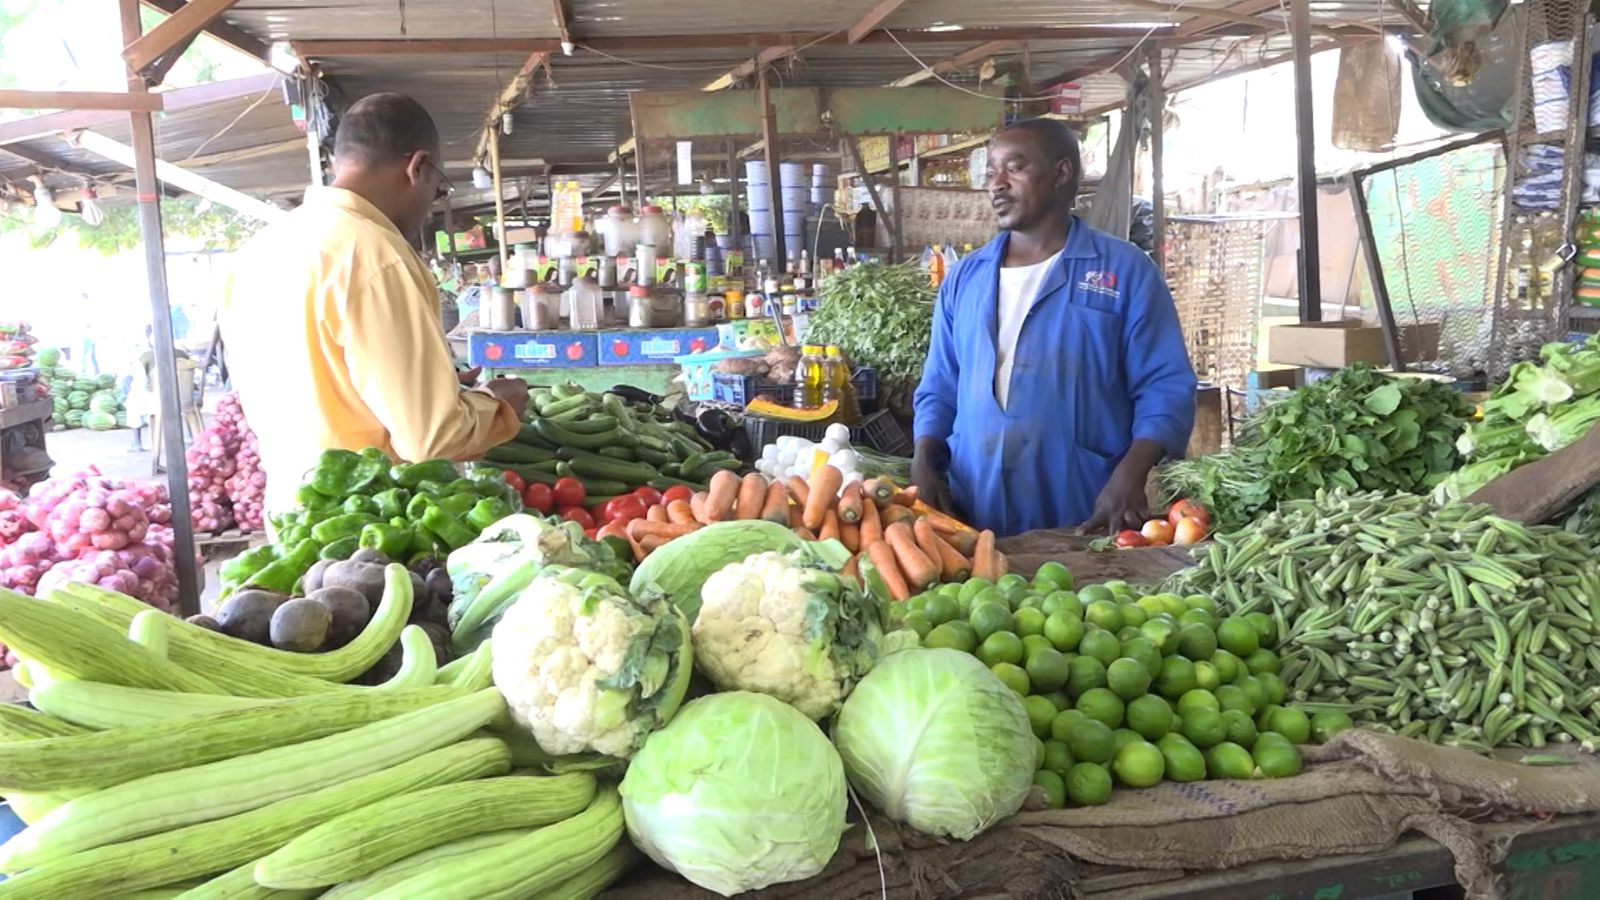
left=0, top=196, right=261, bottom=253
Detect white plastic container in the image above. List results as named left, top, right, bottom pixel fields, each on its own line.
left=597, top=206, right=639, bottom=257
left=637, top=205, right=671, bottom=251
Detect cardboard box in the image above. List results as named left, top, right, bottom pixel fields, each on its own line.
left=1268, top=321, right=1389, bottom=368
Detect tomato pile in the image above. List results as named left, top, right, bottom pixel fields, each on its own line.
left=1115, top=499, right=1211, bottom=549
left=499, top=470, right=690, bottom=541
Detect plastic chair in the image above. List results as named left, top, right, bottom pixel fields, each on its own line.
left=150, top=359, right=207, bottom=475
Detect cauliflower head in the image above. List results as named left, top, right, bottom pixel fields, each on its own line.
left=692, top=551, right=884, bottom=719
left=492, top=569, right=691, bottom=759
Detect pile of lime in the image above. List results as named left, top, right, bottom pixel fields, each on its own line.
left=896, top=562, right=1354, bottom=808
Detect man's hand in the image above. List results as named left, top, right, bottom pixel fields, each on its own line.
left=1076, top=439, right=1166, bottom=535
left=485, top=377, right=530, bottom=418
left=910, top=437, right=955, bottom=514
left=457, top=366, right=482, bottom=387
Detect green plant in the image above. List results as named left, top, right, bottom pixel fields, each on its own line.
left=805, top=263, right=934, bottom=401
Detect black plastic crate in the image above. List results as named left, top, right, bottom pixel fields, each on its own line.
left=741, top=409, right=910, bottom=456
left=712, top=367, right=879, bottom=407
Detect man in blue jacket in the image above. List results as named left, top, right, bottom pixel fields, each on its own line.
left=911, top=118, right=1196, bottom=537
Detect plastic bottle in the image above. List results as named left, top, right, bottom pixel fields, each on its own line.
left=822, top=345, right=861, bottom=422
left=794, top=345, right=824, bottom=409
left=929, top=243, right=947, bottom=287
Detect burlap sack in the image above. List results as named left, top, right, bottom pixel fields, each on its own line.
left=995, top=529, right=1194, bottom=584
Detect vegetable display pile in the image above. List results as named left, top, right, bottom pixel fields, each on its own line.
left=480, top=382, right=726, bottom=500
left=226, top=449, right=521, bottom=597
left=186, top=393, right=265, bottom=534
left=1164, top=489, right=1600, bottom=749
left=803, top=262, right=934, bottom=407
left=0, top=567, right=634, bottom=899
left=41, top=363, right=124, bottom=433
left=1160, top=364, right=1473, bottom=532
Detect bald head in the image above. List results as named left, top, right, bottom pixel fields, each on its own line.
left=334, top=93, right=441, bottom=168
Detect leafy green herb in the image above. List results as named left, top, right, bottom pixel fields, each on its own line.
left=805, top=263, right=935, bottom=405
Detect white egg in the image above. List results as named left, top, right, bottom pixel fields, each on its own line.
left=819, top=438, right=844, bottom=455
left=825, top=422, right=852, bottom=443
left=777, top=450, right=796, bottom=466
left=829, top=449, right=858, bottom=471
left=760, top=444, right=779, bottom=461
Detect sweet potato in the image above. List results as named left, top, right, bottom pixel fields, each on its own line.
left=760, top=479, right=789, bottom=524
left=705, top=470, right=740, bottom=522
left=735, top=473, right=768, bottom=520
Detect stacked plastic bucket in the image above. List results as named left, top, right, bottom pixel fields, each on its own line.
left=745, top=161, right=829, bottom=263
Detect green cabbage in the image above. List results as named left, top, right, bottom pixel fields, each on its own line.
left=833, top=648, right=1035, bottom=840
left=628, top=520, right=810, bottom=621
left=619, top=691, right=846, bottom=896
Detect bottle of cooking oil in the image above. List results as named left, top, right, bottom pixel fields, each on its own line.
left=793, top=345, right=825, bottom=409
left=822, top=345, right=862, bottom=422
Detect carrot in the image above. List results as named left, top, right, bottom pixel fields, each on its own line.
left=841, top=553, right=861, bottom=587
left=819, top=508, right=841, bottom=542
left=690, top=491, right=712, bottom=525
left=836, top=481, right=865, bottom=524
left=793, top=526, right=817, bottom=541
left=639, top=533, right=678, bottom=553
left=705, top=470, right=740, bottom=522
left=665, top=499, right=696, bottom=526
left=971, top=530, right=998, bottom=580
left=879, top=504, right=916, bottom=528
left=884, top=522, right=939, bottom=589
left=930, top=530, right=972, bottom=582
left=630, top=537, right=649, bottom=563
left=804, top=465, right=844, bottom=531
left=993, top=549, right=1010, bottom=578
left=785, top=475, right=810, bottom=506
left=735, top=473, right=767, bottom=520
left=788, top=502, right=805, bottom=530
left=942, top=527, right=979, bottom=558
left=858, top=497, right=883, bottom=548
left=862, top=477, right=896, bottom=506
left=912, top=519, right=951, bottom=577
left=646, top=504, right=669, bottom=523
left=597, top=520, right=631, bottom=543
left=839, top=521, right=861, bottom=554
left=901, top=485, right=920, bottom=503
left=888, top=490, right=916, bottom=508
left=627, top=519, right=700, bottom=542
left=913, top=500, right=977, bottom=538
left=866, top=540, right=910, bottom=600
left=760, top=479, right=789, bottom=524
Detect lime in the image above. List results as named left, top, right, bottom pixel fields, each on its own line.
left=1140, top=617, right=1180, bottom=655
left=1106, top=657, right=1153, bottom=700
left=1120, top=637, right=1164, bottom=679
left=1256, top=672, right=1287, bottom=706
left=1066, top=655, right=1108, bottom=698
left=1034, top=561, right=1075, bottom=592
left=1237, top=675, right=1268, bottom=712
left=1034, top=735, right=1047, bottom=769
left=1078, top=585, right=1116, bottom=607
left=1026, top=647, right=1072, bottom=692
left=1004, top=586, right=1034, bottom=613
left=1084, top=599, right=1124, bottom=633
left=969, top=587, right=1003, bottom=614
left=924, top=594, right=961, bottom=626
left=905, top=594, right=930, bottom=614
left=1205, top=741, right=1257, bottom=779
left=1119, top=603, right=1149, bottom=628
left=1066, top=718, right=1116, bottom=764
left=1311, top=710, right=1355, bottom=744
left=976, top=631, right=1025, bottom=668
left=1112, top=728, right=1143, bottom=754
left=1042, top=590, right=1084, bottom=620
left=1033, top=769, right=1067, bottom=808
left=1184, top=594, right=1217, bottom=616
left=1158, top=733, right=1206, bottom=782
left=1013, top=607, right=1047, bottom=638
left=1254, top=741, right=1302, bottom=778
left=1102, top=579, right=1132, bottom=598
left=1022, top=634, right=1055, bottom=661
left=1076, top=687, right=1126, bottom=729
left=1242, top=611, right=1277, bottom=649
left=1079, top=629, right=1122, bottom=667
left=1015, top=593, right=1043, bottom=611
left=1042, top=739, right=1075, bottom=778
left=1253, top=731, right=1293, bottom=753
left=1255, top=704, right=1283, bottom=733
left=1221, top=709, right=1258, bottom=747
left=991, top=662, right=1031, bottom=696
left=1181, top=708, right=1227, bottom=749
left=1051, top=708, right=1088, bottom=743
left=1136, top=595, right=1168, bottom=618
left=902, top=612, right=933, bottom=639
left=1216, top=617, right=1260, bottom=657
left=1126, top=694, right=1175, bottom=740
left=1040, top=690, right=1073, bottom=712
left=1211, top=649, right=1242, bottom=683
left=970, top=602, right=1015, bottom=641
left=1245, top=648, right=1281, bottom=676
left=1176, top=623, right=1219, bottom=661
left=1154, top=656, right=1198, bottom=699
left=1044, top=611, right=1085, bottom=651
left=1215, top=684, right=1254, bottom=716
left=1113, top=740, right=1165, bottom=788
left=997, top=573, right=1029, bottom=593
left=1025, top=695, right=1059, bottom=738
left=1178, top=607, right=1216, bottom=630
left=1065, top=761, right=1113, bottom=806
left=923, top=622, right=977, bottom=654
left=938, top=581, right=963, bottom=598
left=1157, top=593, right=1189, bottom=619
left=1268, top=707, right=1312, bottom=744
left=1177, top=689, right=1220, bottom=717
left=1192, top=660, right=1222, bottom=692
left=1116, top=626, right=1143, bottom=645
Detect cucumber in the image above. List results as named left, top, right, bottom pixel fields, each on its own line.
left=480, top=463, right=559, bottom=486
left=2, top=739, right=510, bottom=900
left=648, top=475, right=707, bottom=491
left=667, top=433, right=702, bottom=459
left=677, top=452, right=708, bottom=476
left=549, top=381, right=585, bottom=400
left=596, top=446, right=637, bottom=461
left=659, top=463, right=682, bottom=477
left=530, top=418, right=620, bottom=451
left=0, top=691, right=508, bottom=873
left=319, top=831, right=523, bottom=900
left=537, top=393, right=591, bottom=418
left=29, top=680, right=266, bottom=730
left=544, top=405, right=591, bottom=424
left=483, top=443, right=555, bottom=465
left=577, top=477, right=631, bottom=496
left=685, top=457, right=742, bottom=481
left=600, top=393, right=639, bottom=431
left=0, top=703, right=86, bottom=741
left=543, top=843, right=639, bottom=900
left=634, top=446, right=673, bottom=467
left=557, top=415, right=618, bottom=435
left=564, top=455, right=659, bottom=485
left=633, top=433, right=673, bottom=454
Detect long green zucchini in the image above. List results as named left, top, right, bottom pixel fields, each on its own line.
left=176, top=862, right=321, bottom=900
left=127, top=609, right=170, bottom=658
left=318, top=830, right=524, bottom=900
left=543, top=842, right=641, bottom=900
left=370, top=626, right=435, bottom=691
left=116, top=881, right=208, bottom=899
left=368, top=787, right=623, bottom=900
left=0, top=589, right=224, bottom=695
left=0, top=737, right=509, bottom=899
left=0, top=703, right=85, bottom=740
left=51, top=564, right=416, bottom=687
left=255, top=773, right=595, bottom=888
left=0, top=686, right=457, bottom=793
left=0, top=689, right=506, bottom=872
left=29, top=681, right=265, bottom=730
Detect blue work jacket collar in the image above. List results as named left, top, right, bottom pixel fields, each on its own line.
left=968, top=215, right=1097, bottom=310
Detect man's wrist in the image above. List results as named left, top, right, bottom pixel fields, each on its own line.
left=912, top=437, right=950, bottom=472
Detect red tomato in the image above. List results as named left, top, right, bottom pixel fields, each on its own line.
left=552, top=476, right=586, bottom=509
left=1114, top=529, right=1149, bottom=548
left=561, top=506, right=595, bottom=529
left=661, top=485, right=693, bottom=505
left=1173, top=516, right=1209, bottom=546
left=1168, top=499, right=1210, bottom=528
left=1140, top=518, right=1176, bottom=546
left=583, top=527, right=598, bottom=540
left=608, top=495, right=648, bottom=524
left=522, top=482, right=553, bottom=514
left=633, top=486, right=664, bottom=507
left=502, top=470, right=526, bottom=494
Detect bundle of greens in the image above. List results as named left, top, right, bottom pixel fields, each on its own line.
left=1160, top=364, right=1473, bottom=532
left=805, top=263, right=934, bottom=403
left=1436, top=337, right=1600, bottom=503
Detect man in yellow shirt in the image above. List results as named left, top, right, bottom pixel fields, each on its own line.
left=222, top=93, right=527, bottom=511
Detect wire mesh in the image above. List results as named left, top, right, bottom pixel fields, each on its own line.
left=1163, top=215, right=1266, bottom=393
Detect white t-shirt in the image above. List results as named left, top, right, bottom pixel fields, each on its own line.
left=994, top=250, right=1062, bottom=409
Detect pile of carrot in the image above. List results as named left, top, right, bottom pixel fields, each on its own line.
left=601, top=465, right=1006, bottom=600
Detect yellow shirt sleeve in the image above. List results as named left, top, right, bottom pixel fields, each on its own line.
left=335, top=259, right=518, bottom=463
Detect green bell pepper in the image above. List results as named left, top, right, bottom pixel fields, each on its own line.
left=391, top=459, right=459, bottom=490
left=415, top=480, right=451, bottom=498
left=220, top=544, right=277, bottom=586
left=319, top=536, right=360, bottom=561
left=359, top=522, right=413, bottom=560
left=245, top=539, right=320, bottom=594
left=437, top=493, right=477, bottom=518
left=406, top=493, right=438, bottom=521
left=373, top=487, right=411, bottom=521
left=295, top=483, right=340, bottom=512
left=410, top=524, right=444, bottom=557
left=280, top=525, right=311, bottom=547
left=442, top=477, right=481, bottom=496
left=420, top=505, right=478, bottom=551
left=466, top=497, right=511, bottom=532
left=308, top=449, right=363, bottom=497
left=356, top=447, right=394, bottom=492
left=342, top=495, right=380, bottom=516
left=309, top=513, right=379, bottom=544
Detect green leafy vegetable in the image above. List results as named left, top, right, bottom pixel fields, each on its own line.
left=803, top=262, right=934, bottom=406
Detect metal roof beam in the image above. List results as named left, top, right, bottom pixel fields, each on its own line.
left=139, top=0, right=268, bottom=62
left=123, top=0, right=242, bottom=80
left=68, top=127, right=286, bottom=222
left=474, top=51, right=551, bottom=161
left=704, top=45, right=795, bottom=92
left=0, top=72, right=280, bottom=146
left=0, top=90, right=163, bottom=112
left=848, top=0, right=912, bottom=43
left=890, top=39, right=1019, bottom=87
left=1041, top=0, right=1306, bottom=87
left=551, top=0, right=574, bottom=49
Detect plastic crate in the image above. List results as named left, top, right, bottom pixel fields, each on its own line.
left=742, top=409, right=910, bottom=457
left=711, top=367, right=879, bottom=407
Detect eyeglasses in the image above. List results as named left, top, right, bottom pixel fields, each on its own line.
left=423, top=157, right=455, bottom=203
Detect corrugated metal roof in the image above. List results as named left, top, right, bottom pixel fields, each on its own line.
left=223, top=0, right=562, bottom=42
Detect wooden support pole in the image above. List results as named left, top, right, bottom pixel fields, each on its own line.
left=490, top=130, right=508, bottom=275
left=843, top=135, right=897, bottom=255
left=1345, top=172, right=1404, bottom=371
left=1148, top=47, right=1166, bottom=268
left=1291, top=0, right=1322, bottom=321
left=758, top=66, right=787, bottom=266
left=123, top=0, right=241, bottom=77
left=887, top=133, right=903, bottom=263
left=0, top=89, right=162, bottom=112
left=119, top=0, right=198, bottom=617
left=727, top=140, right=742, bottom=246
